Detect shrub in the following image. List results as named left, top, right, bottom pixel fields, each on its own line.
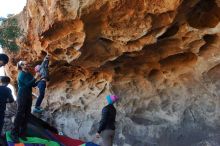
left=0, top=17, right=22, bottom=52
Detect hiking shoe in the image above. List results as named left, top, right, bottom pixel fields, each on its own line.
left=33, top=107, right=43, bottom=113
left=36, top=106, right=44, bottom=111
left=10, top=134, right=19, bottom=143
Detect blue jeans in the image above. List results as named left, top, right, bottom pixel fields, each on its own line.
left=35, top=80, right=46, bottom=108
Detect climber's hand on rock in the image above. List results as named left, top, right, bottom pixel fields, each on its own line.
left=46, top=54, right=50, bottom=59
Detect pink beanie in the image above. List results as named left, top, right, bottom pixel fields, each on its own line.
left=35, top=65, right=40, bottom=72
left=106, top=95, right=119, bottom=104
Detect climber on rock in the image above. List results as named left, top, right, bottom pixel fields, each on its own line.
left=0, top=54, right=9, bottom=67
left=0, top=76, right=14, bottom=136
left=33, top=54, right=50, bottom=113
left=11, top=60, right=41, bottom=143
left=96, top=95, right=119, bottom=146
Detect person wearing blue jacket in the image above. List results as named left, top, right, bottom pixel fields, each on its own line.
left=11, top=60, right=40, bottom=143
left=0, top=76, right=14, bottom=135
left=33, top=54, right=50, bottom=113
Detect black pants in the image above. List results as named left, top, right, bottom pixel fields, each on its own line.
left=0, top=112, right=5, bottom=135
left=0, top=104, right=6, bottom=135
left=35, top=80, right=46, bottom=108
left=0, top=114, right=4, bottom=135
left=11, top=95, right=32, bottom=137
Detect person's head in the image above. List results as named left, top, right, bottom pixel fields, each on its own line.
left=0, top=54, right=9, bottom=67
left=0, top=76, right=11, bottom=86
left=17, top=60, right=29, bottom=71
left=106, top=95, right=119, bottom=105
left=35, top=65, right=40, bottom=73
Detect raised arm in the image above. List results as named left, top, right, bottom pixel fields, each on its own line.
left=41, top=55, right=49, bottom=69
left=17, top=72, right=36, bottom=88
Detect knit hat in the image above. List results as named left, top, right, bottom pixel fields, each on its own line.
left=35, top=65, right=41, bottom=72
left=106, top=95, right=119, bottom=104
left=0, top=53, right=9, bottom=65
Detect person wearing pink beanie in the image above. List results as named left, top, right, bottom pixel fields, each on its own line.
left=96, top=95, right=119, bottom=146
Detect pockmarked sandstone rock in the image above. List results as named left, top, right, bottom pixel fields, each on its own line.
left=4, top=0, right=220, bottom=145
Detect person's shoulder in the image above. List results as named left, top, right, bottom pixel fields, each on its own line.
left=5, top=87, right=12, bottom=95
left=108, top=104, right=116, bottom=110
left=18, top=71, right=25, bottom=75
left=0, top=85, right=4, bottom=90
left=104, top=104, right=110, bottom=108
left=102, top=105, right=108, bottom=111
left=18, top=71, right=25, bottom=78
left=5, top=86, right=11, bottom=91
left=103, top=105, right=112, bottom=111
left=19, top=71, right=32, bottom=77
left=3, top=86, right=11, bottom=92
left=0, top=86, right=11, bottom=92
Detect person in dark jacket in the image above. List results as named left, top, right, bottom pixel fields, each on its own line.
left=0, top=54, right=9, bottom=67
left=0, top=76, right=14, bottom=135
left=33, top=54, right=50, bottom=113
left=11, top=60, right=40, bottom=143
left=96, top=95, right=119, bottom=146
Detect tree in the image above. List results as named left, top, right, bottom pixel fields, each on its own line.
left=0, top=18, right=22, bottom=52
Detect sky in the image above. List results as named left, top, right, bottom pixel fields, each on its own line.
left=0, top=0, right=27, bottom=17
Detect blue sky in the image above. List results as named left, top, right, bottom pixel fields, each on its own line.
left=0, top=0, right=26, bottom=17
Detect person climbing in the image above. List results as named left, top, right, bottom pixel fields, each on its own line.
left=0, top=76, right=14, bottom=135
left=10, top=60, right=41, bottom=143
left=33, top=54, right=50, bottom=113
left=0, top=54, right=9, bottom=67
left=96, top=95, right=119, bottom=146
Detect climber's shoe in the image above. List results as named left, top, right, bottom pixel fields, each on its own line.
left=33, top=107, right=44, bottom=113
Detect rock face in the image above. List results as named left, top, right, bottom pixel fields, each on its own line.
left=5, top=0, right=220, bottom=145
